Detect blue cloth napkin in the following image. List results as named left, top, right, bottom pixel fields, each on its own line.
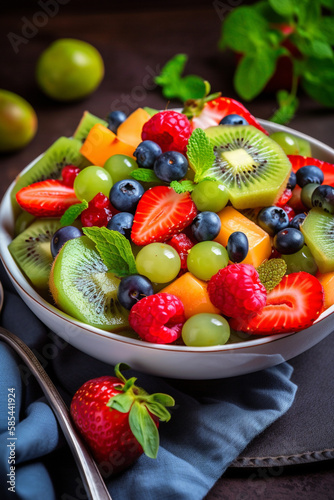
left=0, top=263, right=297, bottom=500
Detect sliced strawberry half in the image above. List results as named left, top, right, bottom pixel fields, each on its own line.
left=230, top=272, right=324, bottom=335
left=16, top=179, right=79, bottom=217
left=288, top=155, right=334, bottom=186
left=184, top=96, right=268, bottom=135
left=131, top=186, right=197, bottom=246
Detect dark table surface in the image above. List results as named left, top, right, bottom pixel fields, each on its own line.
left=1, top=3, right=334, bottom=499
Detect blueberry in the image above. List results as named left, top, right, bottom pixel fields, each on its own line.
left=287, top=171, right=297, bottom=190
left=257, top=206, right=289, bottom=236
left=154, top=151, right=188, bottom=183
left=227, top=231, right=249, bottom=263
left=296, top=165, right=324, bottom=187
left=109, top=179, right=144, bottom=213
left=117, top=274, right=154, bottom=310
left=106, top=110, right=127, bottom=134
left=311, top=184, right=334, bottom=214
left=191, top=211, right=221, bottom=241
left=134, top=140, right=162, bottom=169
left=289, top=213, right=306, bottom=230
left=219, top=114, right=249, bottom=126
left=107, top=212, right=134, bottom=239
left=274, top=227, right=305, bottom=255
left=51, top=226, right=83, bottom=258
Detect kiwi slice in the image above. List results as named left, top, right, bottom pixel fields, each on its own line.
left=73, top=110, right=108, bottom=142
left=300, top=208, right=334, bottom=273
left=204, top=125, right=292, bottom=209
left=49, top=236, right=129, bottom=331
left=11, top=137, right=84, bottom=215
left=9, top=219, right=60, bottom=290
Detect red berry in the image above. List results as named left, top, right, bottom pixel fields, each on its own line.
left=16, top=179, right=79, bottom=217
left=208, top=264, right=267, bottom=319
left=81, top=193, right=116, bottom=227
left=281, top=204, right=296, bottom=221
left=129, top=293, right=186, bottom=343
left=131, top=186, right=197, bottom=245
left=61, top=165, right=81, bottom=187
left=230, top=272, right=324, bottom=335
left=70, top=364, right=174, bottom=474
left=141, top=110, right=191, bottom=154
left=276, top=188, right=293, bottom=207
left=167, top=233, right=194, bottom=271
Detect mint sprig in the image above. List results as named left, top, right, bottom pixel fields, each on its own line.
left=131, top=169, right=160, bottom=183
left=218, top=1, right=334, bottom=123
left=83, top=227, right=137, bottom=278
left=187, top=128, right=216, bottom=183
left=170, top=180, right=195, bottom=194
left=60, top=200, right=89, bottom=227
left=154, top=54, right=207, bottom=102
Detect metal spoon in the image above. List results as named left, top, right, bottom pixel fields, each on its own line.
left=0, top=280, right=112, bottom=500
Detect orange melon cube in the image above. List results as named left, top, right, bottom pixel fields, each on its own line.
left=215, top=206, right=271, bottom=268
left=80, top=124, right=135, bottom=166
left=161, top=272, right=220, bottom=319
left=117, top=108, right=151, bottom=148
left=316, top=271, right=334, bottom=310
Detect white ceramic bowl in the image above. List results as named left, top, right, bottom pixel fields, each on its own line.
left=1, top=119, right=334, bottom=380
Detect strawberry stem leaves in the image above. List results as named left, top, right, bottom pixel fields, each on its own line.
left=107, top=363, right=175, bottom=459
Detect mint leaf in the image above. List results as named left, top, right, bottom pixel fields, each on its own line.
left=129, top=401, right=159, bottom=459
left=293, top=34, right=334, bottom=59
left=234, top=46, right=284, bottom=100
left=170, top=180, right=195, bottom=194
left=155, top=54, right=206, bottom=101
left=131, top=169, right=160, bottom=183
left=268, top=0, right=295, bottom=17
left=301, top=58, right=334, bottom=107
left=319, top=17, right=334, bottom=45
left=187, top=128, right=215, bottom=183
left=270, top=90, right=299, bottom=124
left=321, top=0, right=334, bottom=10
left=60, top=200, right=88, bottom=227
left=219, top=7, right=269, bottom=53
left=83, top=227, right=137, bottom=278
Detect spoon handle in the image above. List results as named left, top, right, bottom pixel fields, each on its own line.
left=0, top=326, right=112, bottom=500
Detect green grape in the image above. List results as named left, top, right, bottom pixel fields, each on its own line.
left=301, top=183, right=319, bottom=209
left=135, top=243, right=181, bottom=283
left=104, top=154, right=138, bottom=184
left=270, top=131, right=300, bottom=155
left=73, top=166, right=113, bottom=201
left=191, top=180, right=229, bottom=212
left=187, top=241, right=229, bottom=281
left=282, top=245, right=318, bottom=275
left=295, top=136, right=312, bottom=156
left=182, top=313, right=230, bottom=347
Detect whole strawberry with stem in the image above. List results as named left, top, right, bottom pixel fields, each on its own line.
left=70, top=363, right=174, bottom=474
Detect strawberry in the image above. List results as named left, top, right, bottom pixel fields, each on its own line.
left=131, top=186, right=197, bottom=245
left=70, top=363, right=174, bottom=474
left=16, top=179, right=79, bottom=217
left=288, top=155, right=334, bottom=186
left=183, top=95, right=268, bottom=135
left=230, top=272, right=324, bottom=335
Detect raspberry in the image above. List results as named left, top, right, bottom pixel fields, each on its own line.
left=61, top=165, right=81, bottom=187
left=81, top=192, right=117, bottom=227
left=167, top=232, right=194, bottom=271
left=280, top=204, right=296, bottom=222
left=141, top=111, right=191, bottom=154
left=129, top=293, right=185, bottom=344
left=208, top=264, right=267, bottom=319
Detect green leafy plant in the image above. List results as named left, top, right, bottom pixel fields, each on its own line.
left=219, top=0, right=334, bottom=123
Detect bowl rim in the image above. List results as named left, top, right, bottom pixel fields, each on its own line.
left=1, top=118, right=334, bottom=355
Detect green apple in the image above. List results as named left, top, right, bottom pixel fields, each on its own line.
left=36, top=38, right=104, bottom=101
left=0, top=90, right=37, bottom=152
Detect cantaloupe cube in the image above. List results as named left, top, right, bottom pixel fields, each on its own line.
left=117, top=108, right=151, bottom=148
left=161, top=272, right=220, bottom=319
left=317, top=272, right=334, bottom=310
left=215, top=206, right=271, bottom=268
left=80, top=124, right=135, bottom=166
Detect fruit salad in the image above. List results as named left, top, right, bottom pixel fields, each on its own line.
left=8, top=95, right=334, bottom=347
